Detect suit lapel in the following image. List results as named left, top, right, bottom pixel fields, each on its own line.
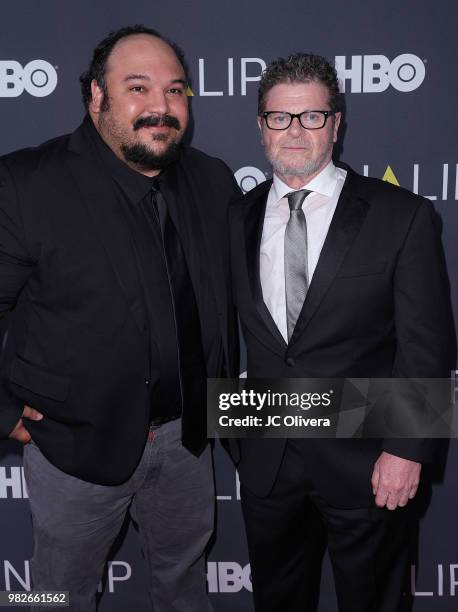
left=160, top=157, right=228, bottom=320
left=65, top=125, right=147, bottom=341
left=289, top=168, right=370, bottom=345
left=244, top=182, right=288, bottom=352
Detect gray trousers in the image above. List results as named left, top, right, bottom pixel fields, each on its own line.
left=22, top=419, right=215, bottom=612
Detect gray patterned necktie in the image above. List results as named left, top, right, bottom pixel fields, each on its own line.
left=284, top=189, right=311, bottom=341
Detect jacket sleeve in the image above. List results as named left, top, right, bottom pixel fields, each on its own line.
left=0, top=159, right=35, bottom=437
left=382, top=198, right=456, bottom=462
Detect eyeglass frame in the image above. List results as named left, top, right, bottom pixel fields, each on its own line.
left=261, top=110, right=336, bottom=130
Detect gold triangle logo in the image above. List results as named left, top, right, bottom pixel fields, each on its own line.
left=381, top=165, right=400, bottom=187
left=186, top=86, right=194, bottom=97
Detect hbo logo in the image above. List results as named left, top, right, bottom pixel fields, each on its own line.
left=234, top=166, right=267, bottom=193
left=335, top=54, right=425, bottom=93
left=0, top=60, right=58, bottom=97
left=207, top=562, right=252, bottom=593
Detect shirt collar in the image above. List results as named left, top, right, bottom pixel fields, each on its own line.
left=271, top=160, right=339, bottom=206
left=83, top=115, right=158, bottom=204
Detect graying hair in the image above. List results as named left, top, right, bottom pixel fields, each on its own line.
left=258, top=53, right=341, bottom=114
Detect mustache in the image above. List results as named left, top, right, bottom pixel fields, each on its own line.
left=281, top=140, right=310, bottom=148
left=133, top=114, right=181, bottom=131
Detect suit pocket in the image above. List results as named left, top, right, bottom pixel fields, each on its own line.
left=9, top=355, right=70, bottom=402
left=337, top=261, right=387, bottom=279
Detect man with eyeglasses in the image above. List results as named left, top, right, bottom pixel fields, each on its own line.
left=227, top=53, right=454, bottom=611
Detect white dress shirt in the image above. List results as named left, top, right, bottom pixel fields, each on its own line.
left=260, top=161, right=347, bottom=342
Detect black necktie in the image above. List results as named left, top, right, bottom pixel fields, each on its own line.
left=150, top=184, right=207, bottom=433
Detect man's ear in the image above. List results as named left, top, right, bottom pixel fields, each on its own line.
left=333, top=112, right=342, bottom=143
left=89, top=79, right=104, bottom=115
left=257, top=116, right=263, bottom=143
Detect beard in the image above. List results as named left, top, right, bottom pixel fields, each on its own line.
left=120, top=138, right=182, bottom=172
left=269, top=155, right=327, bottom=179
left=98, top=108, right=185, bottom=172
left=267, top=132, right=335, bottom=181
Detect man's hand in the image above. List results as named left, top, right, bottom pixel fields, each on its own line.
left=371, top=451, right=421, bottom=510
left=8, top=405, right=43, bottom=444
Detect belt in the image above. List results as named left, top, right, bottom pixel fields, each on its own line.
left=149, top=414, right=180, bottom=429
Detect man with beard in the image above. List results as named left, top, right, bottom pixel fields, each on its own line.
left=0, top=26, right=239, bottom=611
left=228, top=53, right=454, bottom=611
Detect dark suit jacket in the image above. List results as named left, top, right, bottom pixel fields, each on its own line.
left=229, top=163, right=455, bottom=507
left=0, top=119, right=240, bottom=485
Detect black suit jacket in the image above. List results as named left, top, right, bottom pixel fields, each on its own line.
left=0, top=119, right=240, bottom=485
left=229, top=164, right=455, bottom=506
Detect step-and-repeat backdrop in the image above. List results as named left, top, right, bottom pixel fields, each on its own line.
left=1, top=1, right=457, bottom=610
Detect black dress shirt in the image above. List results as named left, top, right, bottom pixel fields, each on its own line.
left=86, top=118, right=182, bottom=419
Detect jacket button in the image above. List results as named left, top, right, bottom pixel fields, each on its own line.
left=145, top=379, right=150, bottom=385
left=286, top=357, right=295, bottom=367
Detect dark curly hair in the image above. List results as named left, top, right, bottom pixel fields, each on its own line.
left=258, top=53, right=341, bottom=115
left=79, top=25, right=188, bottom=111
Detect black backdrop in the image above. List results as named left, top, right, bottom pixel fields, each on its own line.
left=0, top=1, right=457, bottom=610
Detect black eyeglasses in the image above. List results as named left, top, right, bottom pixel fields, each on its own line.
left=262, top=110, right=335, bottom=130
